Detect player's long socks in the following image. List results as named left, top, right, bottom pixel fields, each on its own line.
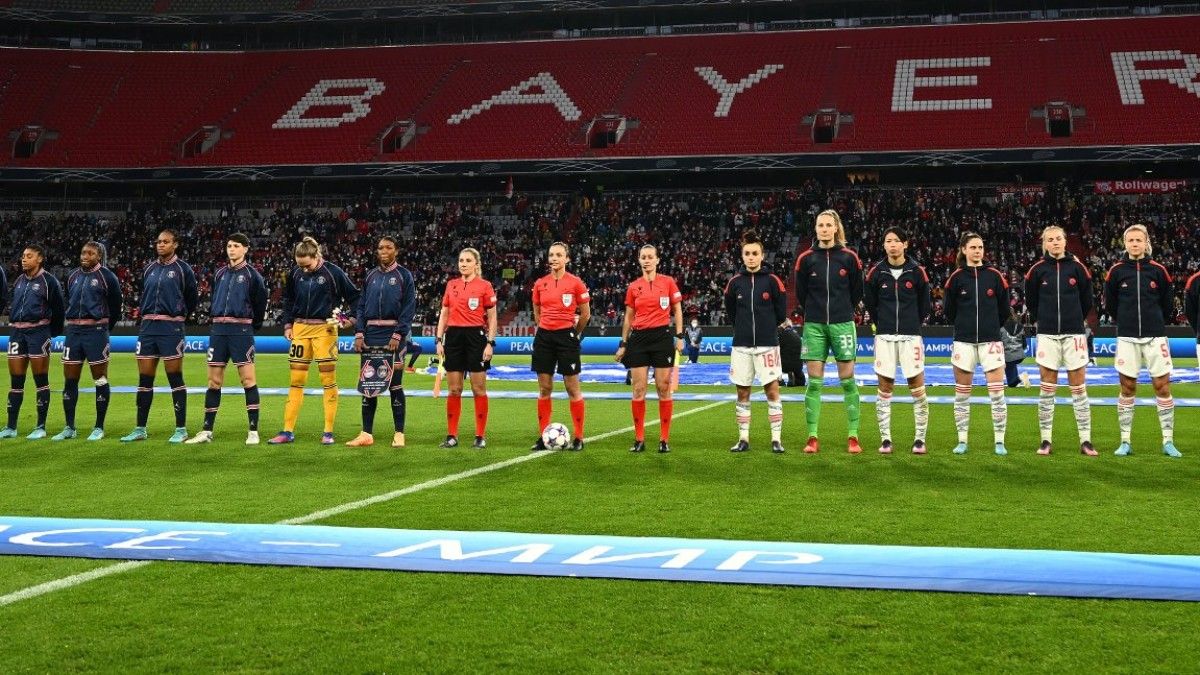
left=659, top=399, right=673, bottom=442
left=1117, top=395, right=1135, bottom=444
left=876, top=390, right=893, bottom=441
left=735, top=401, right=750, bottom=441
left=805, top=377, right=823, bottom=437
left=62, top=377, right=80, bottom=429
left=446, top=393, right=462, bottom=436
left=632, top=398, right=646, bottom=441
left=33, top=373, right=50, bottom=429
left=319, top=368, right=338, bottom=433
left=361, top=395, right=378, bottom=434
left=912, top=385, right=929, bottom=443
left=570, top=398, right=585, bottom=439
left=136, top=374, right=154, bottom=427
left=841, top=377, right=860, bottom=438
left=537, top=396, right=552, bottom=433
left=954, top=384, right=972, bottom=444
left=167, top=371, right=187, bottom=428
left=245, top=385, right=259, bottom=431
left=767, top=398, right=782, bottom=443
left=283, top=367, right=306, bottom=432
left=7, top=374, right=25, bottom=429
left=203, top=387, right=221, bottom=431
left=988, top=380, right=1007, bottom=444
left=1038, top=382, right=1056, bottom=443
left=392, top=385, right=407, bottom=433
left=1069, top=384, right=1089, bottom=444
left=1157, top=396, right=1175, bottom=444
left=95, top=376, right=111, bottom=429
left=473, top=393, right=486, bottom=437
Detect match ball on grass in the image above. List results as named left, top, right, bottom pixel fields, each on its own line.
left=541, top=422, right=571, bottom=450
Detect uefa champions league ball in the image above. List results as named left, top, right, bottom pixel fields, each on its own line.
left=541, top=422, right=571, bottom=450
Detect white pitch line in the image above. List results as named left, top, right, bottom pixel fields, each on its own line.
left=0, top=400, right=727, bottom=608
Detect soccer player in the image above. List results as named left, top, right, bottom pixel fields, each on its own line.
left=723, top=231, right=788, bottom=453
left=1, top=244, right=64, bottom=440
left=614, top=244, right=684, bottom=453
left=346, top=235, right=416, bottom=449
left=863, top=227, right=931, bottom=455
left=268, top=237, right=359, bottom=446
left=1023, top=226, right=1096, bottom=456
left=1104, top=224, right=1179, bottom=457
left=404, top=338, right=423, bottom=373
left=944, top=232, right=1011, bottom=456
left=530, top=242, right=591, bottom=452
left=793, top=209, right=864, bottom=454
left=121, top=230, right=198, bottom=444
left=186, top=233, right=267, bottom=446
left=53, top=241, right=122, bottom=441
left=434, top=247, right=497, bottom=448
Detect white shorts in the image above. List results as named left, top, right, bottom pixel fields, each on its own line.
left=951, top=340, right=1005, bottom=373
left=1115, top=337, right=1172, bottom=379
left=1035, top=334, right=1089, bottom=372
left=729, top=346, right=783, bottom=387
left=873, top=336, right=924, bottom=379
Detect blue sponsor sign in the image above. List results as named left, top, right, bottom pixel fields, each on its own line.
left=1, top=516, right=1198, bottom=601
left=1, top=335, right=1196, bottom=358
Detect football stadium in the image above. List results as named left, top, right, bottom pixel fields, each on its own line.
left=1, top=0, right=1200, bottom=670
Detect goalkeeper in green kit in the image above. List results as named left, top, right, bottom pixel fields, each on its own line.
left=792, top=209, right=865, bottom=454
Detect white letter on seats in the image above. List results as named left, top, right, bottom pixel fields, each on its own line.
left=273, top=78, right=386, bottom=129
left=1111, top=51, right=1200, bottom=104
left=448, top=72, right=581, bottom=125
left=891, top=57, right=991, bottom=112
left=694, top=65, right=784, bottom=117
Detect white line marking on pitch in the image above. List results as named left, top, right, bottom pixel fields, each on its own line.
left=0, top=400, right=726, bottom=608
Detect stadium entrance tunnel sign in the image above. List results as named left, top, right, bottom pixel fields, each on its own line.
left=2, top=517, right=1199, bottom=601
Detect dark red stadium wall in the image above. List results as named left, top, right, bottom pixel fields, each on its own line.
left=2, top=15, right=1198, bottom=169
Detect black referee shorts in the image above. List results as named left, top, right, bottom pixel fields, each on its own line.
left=531, top=327, right=582, bottom=376
left=622, top=326, right=676, bottom=369
left=443, top=326, right=490, bottom=373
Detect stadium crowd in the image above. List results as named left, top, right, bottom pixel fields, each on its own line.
left=2, top=181, right=1197, bottom=329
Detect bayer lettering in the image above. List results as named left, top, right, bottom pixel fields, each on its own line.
left=270, top=52, right=1199, bottom=130
left=0, top=526, right=824, bottom=572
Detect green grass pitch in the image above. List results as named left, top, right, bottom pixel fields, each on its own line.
left=1, top=353, right=1199, bottom=672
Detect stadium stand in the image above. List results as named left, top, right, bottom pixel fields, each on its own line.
left=1, top=15, right=1198, bottom=168
left=3, top=183, right=1197, bottom=330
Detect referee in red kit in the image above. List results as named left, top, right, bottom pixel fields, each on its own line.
left=530, top=241, right=591, bottom=451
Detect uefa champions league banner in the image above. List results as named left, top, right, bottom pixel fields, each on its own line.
left=0, top=335, right=1196, bottom=358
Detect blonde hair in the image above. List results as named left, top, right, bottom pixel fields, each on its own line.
left=294, top=236, right=321, bottom=259
left=1123, top=223, right=1152, bottom=256
left=1041, top=225, right=1066, bottom=255
left=460, top=247, right=482, bottom=277
left=816, top=209, right=847, bottom=246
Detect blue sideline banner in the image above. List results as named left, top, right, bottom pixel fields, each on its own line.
left=0, top=335, right=1197, bottom=358
left=1, top=516, right=1198, bottom=601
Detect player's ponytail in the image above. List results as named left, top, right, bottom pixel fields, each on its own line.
left=294, top=236, right=321, bottom=259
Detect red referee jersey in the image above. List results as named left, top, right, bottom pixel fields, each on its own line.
left=625, top=274, right=682, bottom=330
left=442, top=276, right=496, bottom=327
left=533, top=271, right=590, bottom=330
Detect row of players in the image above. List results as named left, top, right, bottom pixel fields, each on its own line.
left=1, top=211, right=1198, bottom=456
